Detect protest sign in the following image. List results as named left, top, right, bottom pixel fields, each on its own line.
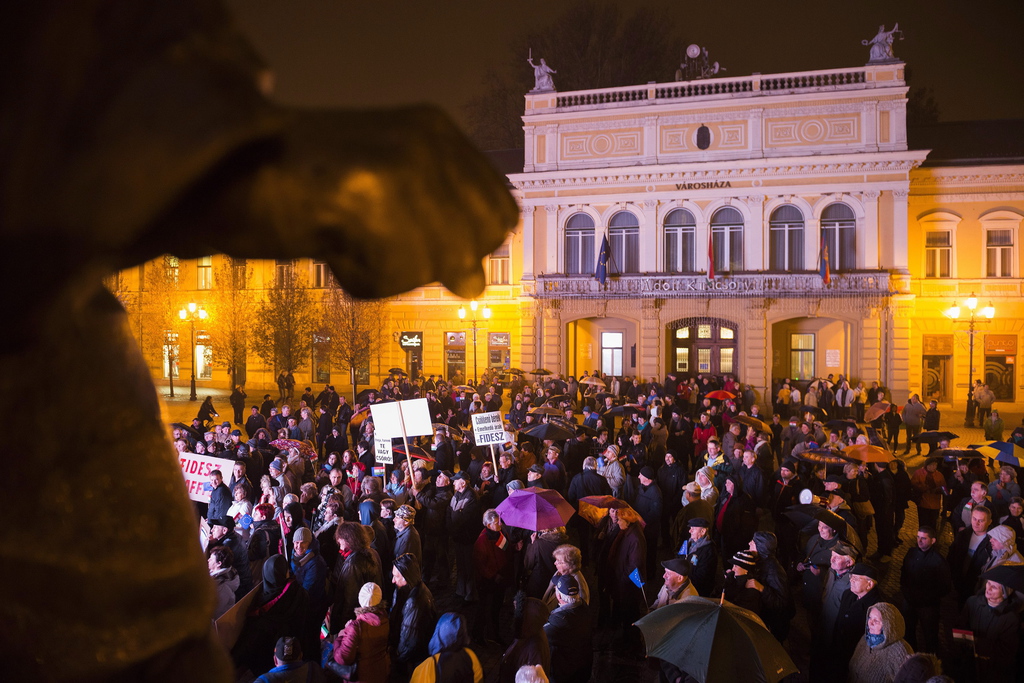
left=179, top=452, right=235, bottom=503
left=374, top=436, right=394, bottom=465
left=471, top=411, right=507, bottom=446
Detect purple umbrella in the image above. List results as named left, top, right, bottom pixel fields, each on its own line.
left=495, top=486, right=574, bottom=531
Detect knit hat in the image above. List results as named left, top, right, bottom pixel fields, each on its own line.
left=781, top=458, right=798, bottom=472
left=393, top=552, right=421, bottom=584
left=394, top=504, right=417, bottom=521
left=269, top=458, right=284, bottom=472
left=639, top=466, right=655, bottom=480
left=293, top=526, right=312, bottom=544
left=731, top=549, right=759, bottom=572
left=358, top=582, right=382, bottom=608
left=604, top=445, right=620, bottom=459
left=274, top=636, right=302, bottom=663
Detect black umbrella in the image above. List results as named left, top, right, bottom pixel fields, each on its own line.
left=634, top=597, right=799, bottom=683
left=355, top=388, right=377, bottom=403
left=915, top=430, right=959, bottom=444
left=594, top=392, right=615, bottom=403
left=824, top=419, right=859, bottom=432
left=529, top=405, right=564, bottom=417
left=387, top=367, right=407, bottom=375
left=546, top=394, right=571, bottom=405
left=783, top=504, right=864, bottom=555
left=798, top=405, right=828, bottom=419
left=981, top=564, right=1024, bottom=592
left=603, top=405, right=640, bottom=418
left=529, top=369, right=552, bottom=376
left=574, top=424, right=598, bottom=437
left=935, top=448, right=985, bottom=462
left=170, top=422, right=202, bottom=440
left=520, top=422, right=575, bottom=442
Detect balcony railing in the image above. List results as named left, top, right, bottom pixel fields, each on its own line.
left=532, top=271, right=894, bottom=298
left=539, top=65, right=894, bottom=114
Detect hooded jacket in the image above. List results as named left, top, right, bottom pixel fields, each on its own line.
left=231, top=555, right=310, bottom=676
left=848, top=601, right=913, bottom=683
left=982, top=524, right=1024, bottom=571
left=499, top=597, right=551, bottom=683
left=751, top=532, right=796, bottom=632
left=410, top=612, right=483, bottom=683
left=390, top=555, right=436, bottom=664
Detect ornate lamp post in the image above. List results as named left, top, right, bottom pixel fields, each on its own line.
left=945, top=294, right=994, bottom=427
left=179, top=302, right=208, bottom=401
left=458, top=300, right=491, bottom=387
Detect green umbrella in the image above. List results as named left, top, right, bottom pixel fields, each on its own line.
left=635, top=596, right=799, bottom=683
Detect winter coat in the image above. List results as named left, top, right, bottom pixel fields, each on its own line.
left=541, top=570, right=590, bottom=612
left=328, top=548, right=383, bottom=629
left=543, top=601, right=593, bottom=683
left=833, top=587, right=882, bottom=663
left=473, top=528, right=511, bottom=583
left=499, top=597, right=551, bottom=683
left=599, top=459, right=626, bottom=497
left=957, top=589, right=1023, bottom=683
left=390, top=568, right=436, bottom=665
left=633, top=481, right=663, bottom=530
left=899, top=545, right=952, bottom=607
left=211, top=567, right=239, bottom=619
left=232, top=557, right=311, bottom=676
left=447, top=487, right=482, bottom=545
left=523, top=528, right=569, bottom=600
left=333, top=608, right=390, bottom=683
left=676, top=535, right=718, bottom=597
left=848, top=602, right=913, bottom=683
left=947, top=529, right=993, bottom=599
left=393, top=525, right=422, bottom=565
left=566, top=469, right=611, bottom=507
left=290, top=549, right=328, bottom=612
left=751, top=532, right=796, bottom=633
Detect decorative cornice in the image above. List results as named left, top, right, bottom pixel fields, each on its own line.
left=910, top=173, right=1024, bottom=186
left=909, top=192, right=1024, bottom=203
left=511, top=159, right=923, bottom=189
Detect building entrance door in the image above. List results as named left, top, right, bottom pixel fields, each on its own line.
left=669, top=319, right=737, bottom=377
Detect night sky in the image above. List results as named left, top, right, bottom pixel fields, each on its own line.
left=227, top=0, right=1023, bottom=138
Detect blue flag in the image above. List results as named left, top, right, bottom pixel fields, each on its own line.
left=595, top=234, right=611, bottom=285
left=629, top=567, right=645, bottom=588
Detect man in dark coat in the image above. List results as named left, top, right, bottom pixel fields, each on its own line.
left=259, top=394, right=276, bottom=420
left=829, top=563, right=882, bottom=680
left=392, top=504, right=423, bottom=565
left=900, top=525, right=952, bottom=653
left=543, top=575, right=592, bottom=683
left=738, top=450, right=767, bottom=508
left=675, top=517, right=718, bottom=597
left=448, top=472, right=482, bottom=601
left=207, top=469, right=232, bottom=523
left=410, top=468, right=452, bottom=589
left=633, top=467, right=663, bottom=580
left=947, top=505, right=994, bottom=603
left=657, top=452, right=686, bottom=547
left=314, top=405, right=332, bottom=454
left=390, top=553, right=436, bottom=680
left=565, top=456, right=611, bottom=566
left=245, top=406, right=267, bottom=440
left=231, top=555, right=310, bottom=677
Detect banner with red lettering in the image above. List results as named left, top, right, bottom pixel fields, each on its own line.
left=179, top=452, right=235, bottom=503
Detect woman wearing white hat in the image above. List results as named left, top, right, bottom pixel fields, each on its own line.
left=329, top=582, right=390, bottom=683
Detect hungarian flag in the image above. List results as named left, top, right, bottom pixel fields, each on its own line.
left=595, top=235, right=611, bottom=285
left=495, top=532, right=508, bottom=550
left=707, top=228, right=715, bottom=280
left=819, top=232, right=831, bottom=284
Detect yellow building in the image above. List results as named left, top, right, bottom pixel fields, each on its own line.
left=116, top=60, right=1024, bottom=415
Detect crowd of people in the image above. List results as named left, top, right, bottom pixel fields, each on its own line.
left=176, top=369, right=1024, bottom=682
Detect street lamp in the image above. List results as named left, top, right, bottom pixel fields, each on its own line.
left=179, top=302, right=208, bottom=401
left=945, top=293, right=995, bottom=427
left=458, top=300, right=491, bottom=386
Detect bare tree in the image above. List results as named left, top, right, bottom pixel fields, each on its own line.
left=207, top=257, right=254, bottom=389
left=251, top=271, right=318, bottom=381
left=321, top=287, right=390, bottom=402
left=466, top=2, right=680, bottom=150
left=141, top=256, right=184, bottom=397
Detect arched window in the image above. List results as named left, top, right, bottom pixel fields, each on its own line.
left=608, top=211, right=640, bottom=274
left=820, top=203, right=857, bottom=271
left=711, top=207, right=744, bottom=272
left=564, top=213, right=595, bottom=275
left=664, top=208, right=696, bottom=273
left=769, top=205, right=804, bottom=270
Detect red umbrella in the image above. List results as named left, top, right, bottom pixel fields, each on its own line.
left=705, top=390, right=736, bottom=400
left=577, top=495, right=632, bottom=527
left=392, top=444, right=436, bottom=462
left=495, top=487, right=574, bottom=531
left=270, top=439, right=316, bottom=459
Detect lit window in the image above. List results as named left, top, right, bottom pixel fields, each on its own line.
left=720, top=327, right=734, bottom=340
left=601, top=331, right=624, bottom=376
left=313, top=260, right=331, bottom=288
left=275, top=259, right=293, bottom=288
left=675, top=327, right=690, bottom=339
left=820, top=203, right=856, bottom=271
left=665, top=209, right=696, bottom=273
left=162, top=330, right=179, bottom=379
left=987, top=229, right=1014, bottom=278
left=791, top=333, right=815, bottom=380
left=925, top=231, right=951, bottom=278
left=608, top=211, right=639, bottom=274
left=711, top=207, right=744, bottom=272
left=166, top=256, right=180, bottom=285
left=197, top=256, right=213, bottom=290
left=488, top=242, right=511, bottom=285
left=719, top=348, right=734, bottom=374
left=196, top=331, right=213, bottom=380
left=697, top=348, right=711, bottom=373
left=769, top=205, right=804, bottom=270
left=676, top=347, right=689, bottom=372
left=565, top=213, right=595, bottom=275
left=697, top=324, right=712, bottom=339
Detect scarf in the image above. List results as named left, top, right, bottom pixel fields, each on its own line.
left=865, top=632, right=885, bottom=649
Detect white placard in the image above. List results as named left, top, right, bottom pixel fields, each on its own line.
left=179, top=452, right=236, bottom=503
left=374, top=436, right=394, bottom=465
left=370, top=398, right=433, bottom=438
left=825, top=349, right=840, bottom=368
left=472, top=411, right=507, bottom=445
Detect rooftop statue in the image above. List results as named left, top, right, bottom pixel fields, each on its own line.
left=0, top=1, right=516, bottom=680
left=529, top=52, right=557, bottom=92
left=863, top=23, right=903, bottom=63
